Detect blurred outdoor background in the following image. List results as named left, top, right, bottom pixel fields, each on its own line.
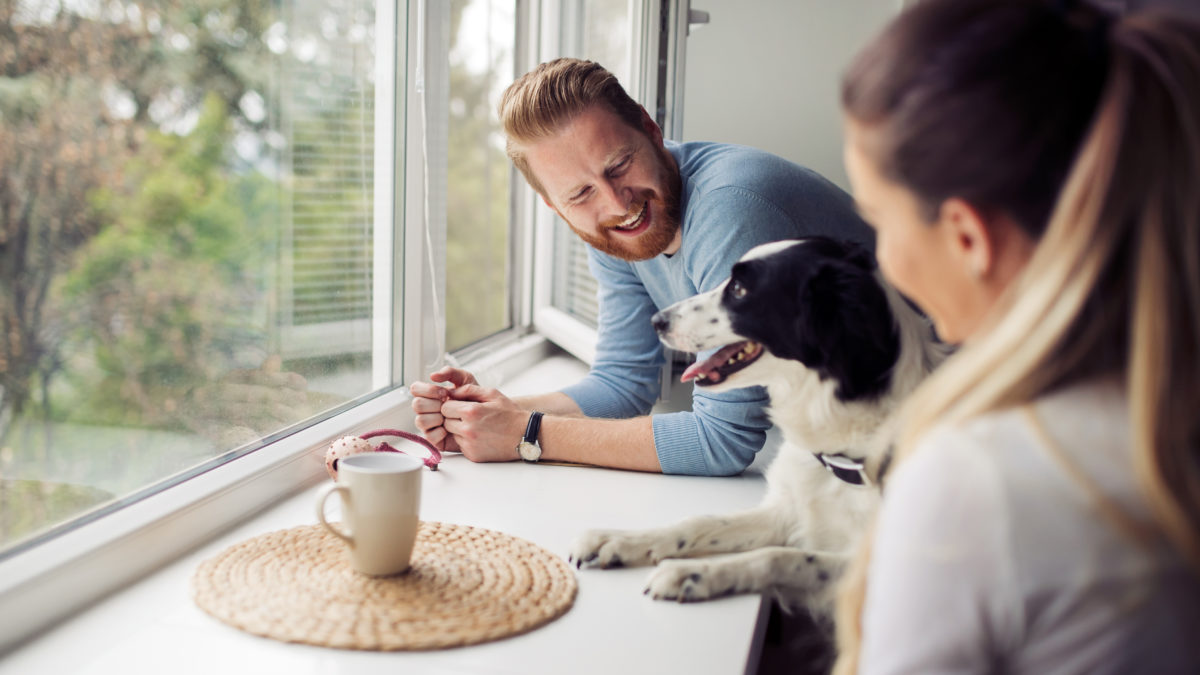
left=0, top=0, right=514, bottom=550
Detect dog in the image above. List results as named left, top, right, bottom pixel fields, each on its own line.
left=568, top=236, right=945, bottom=628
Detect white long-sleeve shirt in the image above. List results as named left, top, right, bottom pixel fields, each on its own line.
left=861, top=377, right=1200, bottom=674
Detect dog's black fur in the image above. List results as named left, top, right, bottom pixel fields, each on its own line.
left=717, top=237, right=903, bottom=401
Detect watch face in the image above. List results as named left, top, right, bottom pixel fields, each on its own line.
left=518, top=441, right=541, bottom=462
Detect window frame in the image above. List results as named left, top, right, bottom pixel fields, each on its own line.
left=0, top=0, right=545, bottom=652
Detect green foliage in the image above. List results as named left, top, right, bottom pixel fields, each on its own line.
left=444, top=0, right=513, bottom=351
left=0, top=0, right=276, bottom=431
left=57, top=94, right=276, bottom=428
left=0, top=479, right=114, bottom=546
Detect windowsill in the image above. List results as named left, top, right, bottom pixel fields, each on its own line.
left=0, top=346, right=772, bottom=675
left=0, top=333, right=557, bottom=654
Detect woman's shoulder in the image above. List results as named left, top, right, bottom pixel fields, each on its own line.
left=942, top=379, right=1129, bottom=496
left=918, top=377, right=1128, bottom=478
left=889, top=377, right=1134, bottom=554
left=905, top=378, right=1175, bottom=578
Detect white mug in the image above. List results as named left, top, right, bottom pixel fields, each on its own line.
left=316, top=452, right=423, bottom=576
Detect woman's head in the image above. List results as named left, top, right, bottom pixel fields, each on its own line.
left=835, top=2, right=1200, bottom=671
left=841, top=0, right=1113, bottom=343
left=839, top=0, right=1200, bottom=456
left=842, top=0, right=1112, bottom=238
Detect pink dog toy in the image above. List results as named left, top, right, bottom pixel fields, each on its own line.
left=324, top=428, right=442, bottom=480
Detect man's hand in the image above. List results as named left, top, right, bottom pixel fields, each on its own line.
left=439, top=384, right=528, bottom=462
left=409, top=366, right=480, bottom=454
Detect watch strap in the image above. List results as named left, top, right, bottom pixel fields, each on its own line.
left=523, top=411, right=544, bottom=445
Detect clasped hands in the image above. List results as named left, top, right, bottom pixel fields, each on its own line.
left=410, top=366, right=528, bottom=462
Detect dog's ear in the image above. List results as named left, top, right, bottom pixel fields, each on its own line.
left=841, top=241, right=878, bottom=273
left=788, top=260, right=901, bottom=401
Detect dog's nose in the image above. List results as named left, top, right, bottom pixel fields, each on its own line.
left=651, top=310, right=670, bottom=334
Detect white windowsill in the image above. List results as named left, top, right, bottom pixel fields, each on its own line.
left=0, top=344, right=773, bottom=675
left=0, top=333, right=559, bottom=655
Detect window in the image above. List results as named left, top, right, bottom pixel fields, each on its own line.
left=445, top=0, right=516, bottom=352
left=0, top=0, right=676, bottom=650
left=0, top=0, right=523, bottom=560
left=0, top=0, right=390, bottom=555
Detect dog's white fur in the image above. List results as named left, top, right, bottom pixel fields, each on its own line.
left=568, top=240, right=945, bottom=623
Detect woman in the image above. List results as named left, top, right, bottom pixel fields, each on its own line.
left=835, top=0, right=1200, bottom=672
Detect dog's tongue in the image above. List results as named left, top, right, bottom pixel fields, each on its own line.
left=680, top=343, right=745, bottom=383
left=680, top=360, right=713, bottom=384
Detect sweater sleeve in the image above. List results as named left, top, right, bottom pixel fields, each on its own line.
left=558, top=252, right=665, bottom=420
left=860, top=429, right=1017, bottom=674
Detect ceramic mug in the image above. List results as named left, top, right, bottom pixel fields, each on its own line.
left=316, top=452, right=423, bottom=576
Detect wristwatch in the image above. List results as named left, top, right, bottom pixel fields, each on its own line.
left=517, top=411, right=544, bottom=462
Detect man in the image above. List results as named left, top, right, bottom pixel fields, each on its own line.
left=411, top=58, right=871, bottom=476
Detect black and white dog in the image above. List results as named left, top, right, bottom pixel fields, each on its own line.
left=569, top=237, right=945, bottom=625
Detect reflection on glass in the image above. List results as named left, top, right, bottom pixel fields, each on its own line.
left=0, top=0, right=379, bottom=552
left=445, top=0, right=515, bottom=352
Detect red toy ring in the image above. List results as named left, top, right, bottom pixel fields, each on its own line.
left=324, top=428, right=442, bottom=480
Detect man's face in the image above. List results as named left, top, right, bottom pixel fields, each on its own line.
left=523, top=105, right=682, bottom=261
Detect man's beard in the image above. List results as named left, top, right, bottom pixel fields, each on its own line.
left=568, top=149, right=683, bottom=262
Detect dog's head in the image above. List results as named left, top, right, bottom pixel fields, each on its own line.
left=652, top=237, right=901, bottom=401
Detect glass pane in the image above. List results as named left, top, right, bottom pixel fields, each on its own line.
left=551, top=0, right=635, bottom=328
left=581, top=0, right=633, bottom=85
left=0, top=0, right=384, bottom=553
left=445, top=0, right=515, bottom=351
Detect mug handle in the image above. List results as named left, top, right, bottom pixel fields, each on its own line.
left=315, top=483, right=353, bottom=545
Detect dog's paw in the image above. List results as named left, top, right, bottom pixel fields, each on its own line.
left=644, top=559, right=729, bottom=602
left=568, top=529, right=663, bottom=569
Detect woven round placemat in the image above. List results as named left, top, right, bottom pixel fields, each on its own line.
left=192, top=521, right=576, bottom=650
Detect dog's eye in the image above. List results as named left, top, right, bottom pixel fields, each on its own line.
left=730, top=281, right=748, bottom=299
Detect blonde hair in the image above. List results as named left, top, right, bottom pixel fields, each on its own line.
left=498, top=58, right=647, bottom=199
left=835, top=3, right=1200, bottom=672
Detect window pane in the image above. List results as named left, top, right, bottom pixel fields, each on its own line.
left=0, top=0, right=383, bottom=553
left=445, top=0, right=515, bottom=352
left=551, top=0, right=635, bottom=328
left=581, top=0, right=633, bottom=83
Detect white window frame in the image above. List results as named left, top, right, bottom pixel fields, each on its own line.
left=0, top=0, right=548, bottom=653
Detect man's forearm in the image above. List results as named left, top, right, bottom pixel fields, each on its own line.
left=513, top=391, right=586, bottom=417
left=538, top=414, right=661, bottom=473
left=511, top=392, right=661, bottom=472
left=439, top=389, right=661, bottom=471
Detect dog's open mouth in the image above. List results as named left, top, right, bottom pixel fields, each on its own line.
left=680, top=340, right=763, bottom=386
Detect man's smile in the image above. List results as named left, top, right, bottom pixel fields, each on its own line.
left=610, top=201, right=650, bottom=236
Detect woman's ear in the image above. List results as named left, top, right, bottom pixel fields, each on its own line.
left=937, top=198, right=1037, bottom=291
left=936, top=197, right=995, bottom=281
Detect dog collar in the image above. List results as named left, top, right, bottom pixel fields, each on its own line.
left=812, top=452, right=869, bottom=487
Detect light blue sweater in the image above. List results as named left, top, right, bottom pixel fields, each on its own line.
left=559, top=141, right=873, bottom=476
